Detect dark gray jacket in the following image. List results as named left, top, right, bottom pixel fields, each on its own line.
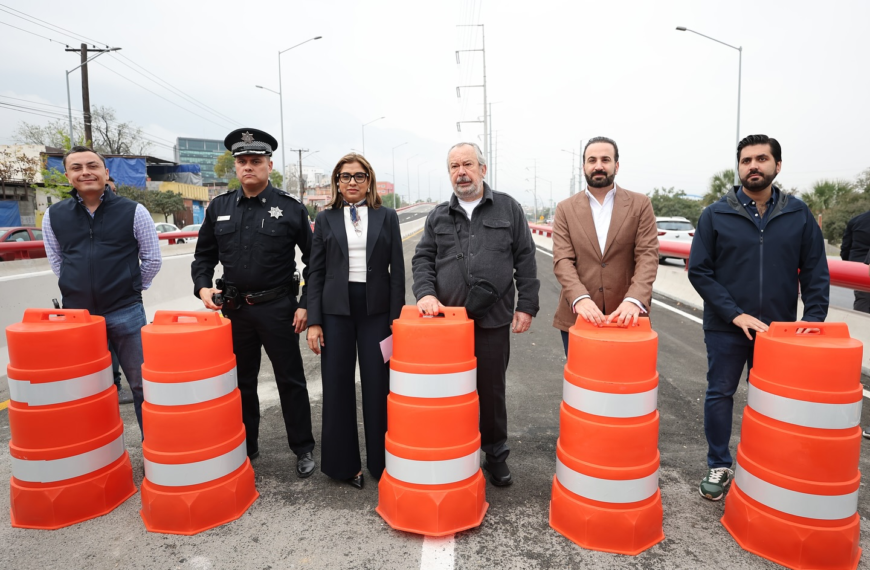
left=412, top=183, right=540, bottom=328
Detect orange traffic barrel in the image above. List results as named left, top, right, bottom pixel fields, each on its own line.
left=549, top=317, right=664, bottom=555
left=376, top=306, right=488, bottom=536
left=139, top=311, right=258, bottom=535
left=5, top=308, right=136, bottom=529
left=722, top=322, right=863, bottom=570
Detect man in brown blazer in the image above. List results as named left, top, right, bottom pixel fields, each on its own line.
left=552, top=137, right=659, bottom=353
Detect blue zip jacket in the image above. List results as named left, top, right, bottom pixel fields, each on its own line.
left=688, top=186, right=829, bottom=332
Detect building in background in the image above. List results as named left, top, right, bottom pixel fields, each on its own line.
left=376, top=181, right=394, bottom=196
left=146, top=181, right=209, bottom=227
left=176, top=137, right=227, bottom=186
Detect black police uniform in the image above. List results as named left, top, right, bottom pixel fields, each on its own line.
left=191, top=129, right=314, bottom=460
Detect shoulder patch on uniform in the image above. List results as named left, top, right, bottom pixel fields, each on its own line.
left=276, top=189, right=301, bottom=203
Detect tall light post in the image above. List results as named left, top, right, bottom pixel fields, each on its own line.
left=362, top=116, right=385, bottom=156
left=416, top=160, right=429, bottom=203
left=391, top=142, right=408, bottom=203
left=676, top=26, right=742, bottom=186
left=428, top=168, right=438, bottom=202
left=525, top=159, right=538, bottom=222
left=66, top=47, right=120, bottom=142
left=406, top=154, right=419, bottom=206
left=561, top=145, right=584, bottom=196
left=269, top=35, right=322, bottom=193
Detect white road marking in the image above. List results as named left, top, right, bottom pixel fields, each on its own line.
left=865, top=390, right=870, bottom=400
left=420, top=535, right=455, bottom=570
left=651, top=298, right=703, bottom=325
left=536, top=247, right=553, bottom=257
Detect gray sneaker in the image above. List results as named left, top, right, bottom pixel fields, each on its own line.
left=699, top=467, right=733, bottom=501
left=117, top=387, right=134, bottom=405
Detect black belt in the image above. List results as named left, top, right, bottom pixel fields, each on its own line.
left=239, top=285, right=291, bottom=305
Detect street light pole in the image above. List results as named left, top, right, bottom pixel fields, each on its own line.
left=66, top=47, right=121, bottom=143
left=406, top=155, right=419, bottom=206
left=276, top=36, right=322, bottom=193
left=392, top=142, right=408, bottom=206
left=676, top=26, right=742, bottom=186
left=362, top=116, right=385, bottom=156
left=416, top=161, right=429, bottom=203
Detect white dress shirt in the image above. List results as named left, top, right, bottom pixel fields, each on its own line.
left=345, top=204, right=368, bottom=283
left=573, top=186, right=646, bottom=313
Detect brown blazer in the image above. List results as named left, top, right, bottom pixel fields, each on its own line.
left=552, top=185, right=659, bottom=332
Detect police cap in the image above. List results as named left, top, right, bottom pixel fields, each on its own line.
left=224, top=128, right=278, bottom=157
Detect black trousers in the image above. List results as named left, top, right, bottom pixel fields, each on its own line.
left=854, top=291, right=870, bottom=313
left=320, top=282, right=391, bottom=480
left=225, top=295, right=315, bottom=457
left=476, top=323, right=511, bottom=464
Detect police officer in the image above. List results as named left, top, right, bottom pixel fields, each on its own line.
left=191, top=128, right=316, bottom=478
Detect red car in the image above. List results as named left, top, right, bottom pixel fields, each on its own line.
left=0, top=227, right=46, bottom=261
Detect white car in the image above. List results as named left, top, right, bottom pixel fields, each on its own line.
left=181, top=223, right=202, bottom=244
left=154, top=222, right=185, bottom=244
left=656, top=216, right=694, bottom=263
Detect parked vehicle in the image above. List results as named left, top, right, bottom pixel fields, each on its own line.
left=181, top=223, right=202, bottom=244
left=655, top=216, right=694, bottom=264
left=0, top=227, right=45, bottom=261
left=155, top=222, right=185, bottom=244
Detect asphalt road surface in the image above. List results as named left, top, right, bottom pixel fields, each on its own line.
left=2, top=227, right=870, bottom=570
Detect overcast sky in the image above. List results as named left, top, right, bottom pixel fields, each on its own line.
left=2, top=0, right=868, bottom=208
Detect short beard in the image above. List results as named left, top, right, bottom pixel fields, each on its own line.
left=453, top=181, right=480, bottom=199
left=741, top=171, right=777, bottom=191
left=585, top=171, right=615, bottom=189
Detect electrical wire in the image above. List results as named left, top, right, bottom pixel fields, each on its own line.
left=92, top=61, right=236, bottom=131
left=0, top=19, right=64, bottom=44
left=0, top=4, right=107, bottom=46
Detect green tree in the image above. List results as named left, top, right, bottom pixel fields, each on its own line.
left=115, top=185, right=154, bottom=210
left=269, top=170, right=283, bottom=189
left=648, top=187, right=704, bottom=227
left=214, top=151, right=234, bottom=179
left=37, top=168, right=73, bottom=200
left=381, top=193, right=403, bottom=209
left=702, top=169, right=735, bottom=206
left=228, top=178, right=241, bottom=191
left=819, top=191, right=870, bottom=245
left=802, top=179, right=854, bottom=218
left=855, top=168, right=870, bottom=194
left=306, top=204, right=318, bottom=221
left=151, top=191, right=185, bottom=223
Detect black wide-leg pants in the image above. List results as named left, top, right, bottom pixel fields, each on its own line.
left=475, top=323, right=511, bottom=464
left=226, top=295, right=315, bottom=457
left=320, top=282, right=391, bottom=480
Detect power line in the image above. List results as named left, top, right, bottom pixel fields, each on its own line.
left=92, top=61, right=236, bottom=131
left=0, top=4, right=107, bottom=46
left=0, top=95, right=83, bottom=114
left=0, top=102, right=67, bottom=120
left=0, top=19, right=64, bottom=44
left=111, top=53, right=242, bottom=127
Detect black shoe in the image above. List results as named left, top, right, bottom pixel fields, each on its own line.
left=248, top=450, right=259, bottom=461
left=117, top=387, right=134, bottom=405
left=296, top=452, right=315, bottom=478
left=483, top=460, right=513, bottom=487
left=346, top=473, right=364, bottom=489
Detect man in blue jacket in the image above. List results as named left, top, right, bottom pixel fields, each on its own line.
left=688, top=134, right=829, bottom=501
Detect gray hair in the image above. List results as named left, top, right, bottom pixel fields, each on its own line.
left=446, top=142, right=487, bottom=170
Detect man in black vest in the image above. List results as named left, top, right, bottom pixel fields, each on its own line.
left=840, top=211, right=870, bottom=313
left=42, top=146, right=163, bottom=437
left=191, top=128, right=316, bottom=478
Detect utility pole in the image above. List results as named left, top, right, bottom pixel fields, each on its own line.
left=456, top=24, right=488, bottom=181
left=65, top=44, right=120, bottom=146
left=290, top=148, right=309, bottom=201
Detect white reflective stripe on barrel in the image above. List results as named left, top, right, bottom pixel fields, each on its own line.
left=385, top=449, right=480, bottom=485
left=390, top=368, right=476, bottom=399
left=747, top=384, right=862, bottom=430
left=11, top=432, right=125, bottom=483
left=7, top=365, right=113, bottom=406
left=143, top=367, right=238, bottom=406
left=735, top=461, right=858, bottom=520
left=556, top=458, right=659, bottom=503
left=562, top=378, right=658, bottom=418
left=144, top=440, right=247, bottom=487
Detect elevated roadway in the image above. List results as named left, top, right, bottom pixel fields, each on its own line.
left=2, top=208, right=870, bottom=569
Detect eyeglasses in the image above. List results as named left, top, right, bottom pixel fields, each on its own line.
left=338, top=172, right=369, bottom=184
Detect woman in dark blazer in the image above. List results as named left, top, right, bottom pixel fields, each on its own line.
left=306, top=153, right=405, bottom=489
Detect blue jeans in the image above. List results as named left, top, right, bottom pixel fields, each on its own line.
left=704, top=330, right=755, bottom=468
left=103, top=302, right=146, bottom=438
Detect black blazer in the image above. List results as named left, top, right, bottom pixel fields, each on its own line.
left=307, top=205, right=405, bottom=326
